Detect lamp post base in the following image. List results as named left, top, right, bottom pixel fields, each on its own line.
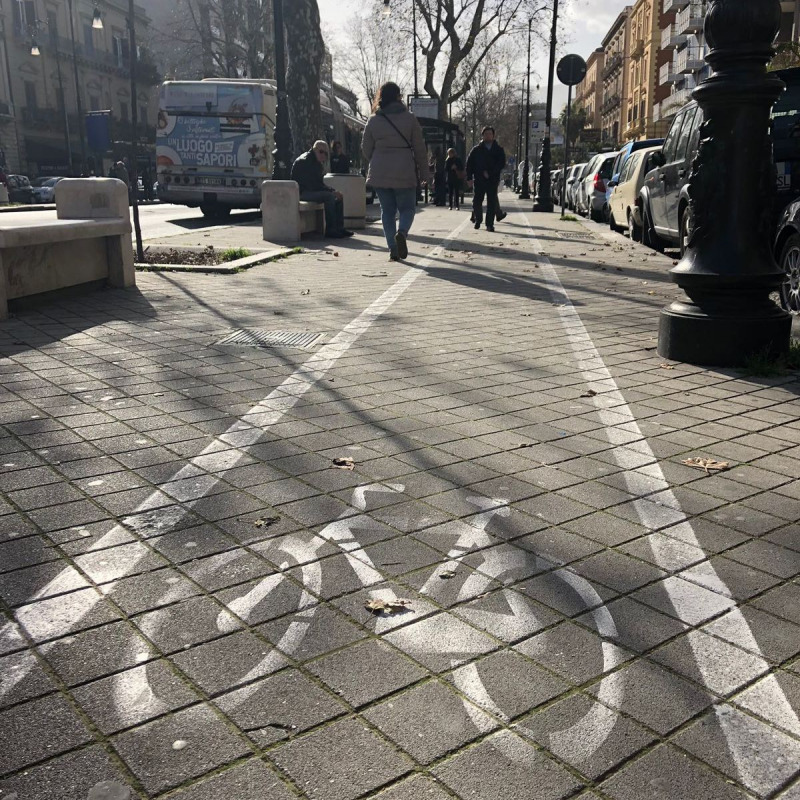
left=532, top=199, right=554, bottom=213
left=658, top=299, right=791, bottom=367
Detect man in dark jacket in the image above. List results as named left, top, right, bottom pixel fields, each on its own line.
left=290, top=141, right=353, bottom=238
left=466, top=126, right=506, bottom=231
left=329, top=141, right=351, bottom=174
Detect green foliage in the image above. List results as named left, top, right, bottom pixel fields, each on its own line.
left=221, top=247, right=251, bottom=262
left=770, top=42, right=800, bottom=72
left=560, top=214, right=578, bottom=222
left=558, top=103, right=589, bottom=148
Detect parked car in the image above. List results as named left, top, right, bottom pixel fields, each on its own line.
left=564, top=163, right=586, bottom=211
left=31, top=176, right=63, bottom=204
left=605, top=138, right=664, bottom=215
left=640, top=67, right=800, bottom=255
left=607, top=146, right=663, bottom=241
left=6, top=174, right=34, bottom=204
left=576, top=152, right=618, bottom=222
left=773, top=198, right=800, bottom=314
left=550, top=169, right=561, bottom=204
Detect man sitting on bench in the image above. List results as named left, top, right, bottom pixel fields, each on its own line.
left=290, top=141, right=354, bottom=239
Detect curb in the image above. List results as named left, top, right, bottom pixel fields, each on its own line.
left=135, top=246, right=301, bottom=274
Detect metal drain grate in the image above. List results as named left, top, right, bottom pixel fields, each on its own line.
left=556, top=231, right=592, bottom=239
left=216, top=329, right=324, bottom=349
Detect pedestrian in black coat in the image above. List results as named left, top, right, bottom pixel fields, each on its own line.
left=444, top=148, right=463, bottom=210
left=466, top=127, right=506, bottom=231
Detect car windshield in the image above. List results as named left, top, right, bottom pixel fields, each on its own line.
left=44, top=178, right=60, bottom=187
left=599, top=156, right=616, bottom=179
left=773, top=83, right=800, bottom=161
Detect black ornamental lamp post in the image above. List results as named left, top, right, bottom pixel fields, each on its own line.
left=533, top=0, right=559, bottom=212
left=657, top=0, right=791, bottom=366
left=519, top=18, right=533, bottom=200
left=272, top=0, right=292, bottom=180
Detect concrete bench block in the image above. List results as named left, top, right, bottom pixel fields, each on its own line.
left=56, top=178, right=130, bottom=220
left=262, top=180, right=325, bottom=243
left=324, top=174, right=367, bottom=229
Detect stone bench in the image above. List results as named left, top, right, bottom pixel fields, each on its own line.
left=0, top=178, right=135, bottom=320
left=262, top=180, right=325, bottom=243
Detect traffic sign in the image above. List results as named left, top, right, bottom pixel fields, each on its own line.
left=557, top=54, right=587, bottom=87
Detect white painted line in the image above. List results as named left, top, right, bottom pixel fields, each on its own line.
left=519, top=206, right=800, bottom=793
left=0, top=216, right=472, bottom=698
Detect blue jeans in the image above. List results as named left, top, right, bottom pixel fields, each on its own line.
left=375, top=188, right=416, bottom=251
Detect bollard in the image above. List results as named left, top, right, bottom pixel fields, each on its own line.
left=657, top=0, right=792, bottom=366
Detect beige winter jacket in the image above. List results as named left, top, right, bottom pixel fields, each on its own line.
left=362, top=102, right=429, bottom=190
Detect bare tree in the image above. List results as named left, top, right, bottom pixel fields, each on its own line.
left=284, top=0, right=326, bottom=152
left=382, top=0, right=554, bottom=118
left=331, top=10, right=413, bottom=112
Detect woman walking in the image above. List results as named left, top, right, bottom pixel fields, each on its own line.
left=444, top=148, right=464, bottom=210
left=362, top=82, right=428, bottom=261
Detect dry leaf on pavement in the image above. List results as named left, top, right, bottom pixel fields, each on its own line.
left=365, top=598, right=413, bottom=615
left=332, top=456, right=355, bottom=470
left=254, top=516, right=280, bottom=529
left=682, top=457, right=731, bottom=474
left=580, top=390, right=597, bottom=398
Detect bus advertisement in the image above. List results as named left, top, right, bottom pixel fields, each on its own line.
left=156, top=80, right=275, bottom=218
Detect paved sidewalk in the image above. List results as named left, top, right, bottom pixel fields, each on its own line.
left=1, top=196, right=799, bottom=800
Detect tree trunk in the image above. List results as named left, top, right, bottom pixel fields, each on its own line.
left=284, top=0, right=324, bottom=157
left=198, top=1, right=214, bottom=77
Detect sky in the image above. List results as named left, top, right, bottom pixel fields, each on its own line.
left=317, top=0, right=631, bottom=115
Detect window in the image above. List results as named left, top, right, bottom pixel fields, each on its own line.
left=662, top=110, right=686, bottom=163
left=13, top=1, right=36, bottom=34
left=24, top=81, right=37, bottom=111
left=112, top=33, right=130, bottom=67
left=674, top=106, right=697, bottom=162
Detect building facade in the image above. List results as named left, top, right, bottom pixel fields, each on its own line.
left=623, top=0, right=662, bottom=140
left=0, top=0, right=152, bottom=176
left=575, top=47, right=605, bottom=137
left=600, top=8, right=631, bottom=147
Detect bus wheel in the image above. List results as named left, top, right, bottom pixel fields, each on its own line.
left=200, top=202, right=231, bottom=219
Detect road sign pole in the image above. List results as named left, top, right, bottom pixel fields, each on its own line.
left=562, top=84, right=572, bottom=218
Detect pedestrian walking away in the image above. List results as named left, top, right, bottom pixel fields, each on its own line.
left=466, top=126, right=506, bottom=231
left=329, top=141, right=351, bottom=174
left=362, top=81, right=428, bottom=261
left=444, top=147, right=464, bottom=210
left=290, top=141, right=354, bottom=239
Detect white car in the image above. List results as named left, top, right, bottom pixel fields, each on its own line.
left=564, top=163, right=586, bottom=211
left=31, top=176, right=63, bottom=204
left=607, top=146, right=663, bottom=242
left=575, top=152, right=619, bottom=222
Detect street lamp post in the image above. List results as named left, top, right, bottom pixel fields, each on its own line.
left=533, top=0, right=559, bottom=212
left=66, top=0, right=87, bottom=174
left=657, top=0, right=791, bottom=366
left=514, top=82, right=523, bottom=191
left=127, top=0, right=143, bottom=262
left=272, top=0, right=292, bottom=179
left=519, top=18, right=533, bottom=200
left=382, top=0, right=419, bottom=99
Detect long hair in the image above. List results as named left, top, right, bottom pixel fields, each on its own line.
left=372, top=82, right=403, bottom=113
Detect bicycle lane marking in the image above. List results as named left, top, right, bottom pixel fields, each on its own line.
left=519, top=206, right=800, bottom=792
left=0, top=215, right=473, bottom=699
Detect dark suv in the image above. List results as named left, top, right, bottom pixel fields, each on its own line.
left=640, top=66, right=800, bottom=255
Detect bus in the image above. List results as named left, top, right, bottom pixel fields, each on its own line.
left=156, top=79, right=365, bottom=218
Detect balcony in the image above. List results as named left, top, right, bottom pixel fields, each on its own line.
left=660, top=23, right=687, bottom=50
left=675, top=46, right=705, bottom=73
left=602, top=52, right=623, bottom=78
left=0, top=101, right=13, bottom=118
left=660, top=87, right=693, bottom=116
left=676, top=2, right=706, bottom=35
left=659, top=61, right=678, bottom=86
left=602, top=93, right=621, bottom=113
left=630, top=38, right=645, bottom=59
left=663, top=0, right=691, bottom=12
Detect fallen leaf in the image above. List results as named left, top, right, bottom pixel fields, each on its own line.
left=439, top=570, right=457, bottom=579
left=362, top=272, right=388, bottom=277
left=365, top=598, right=413, bottom=615
left=682, top=457, right=731, bottom=475
left=332, top=456, right=355, bottom=470
left=580, top=389, right=597, bottom=398
left=300, top=289, right=310, bottom=295
left=254, top=516, right=280, bottom=529
left=333, top=252, right=339, bottom=257
left=516, top=443, right=535, bottom=449
left=660, top=363, right=675, bottom=370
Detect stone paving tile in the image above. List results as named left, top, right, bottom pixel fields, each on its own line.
left=111, top=704, right=252, bottom=796
left=370, top=773, right=454, bottom=799
left=269, top=716, right=413, bottom=800
left=671, top=706, right=800, bottom=798
left=599, top=743, right=748, bottom=799
left=364, top=679, right=500, bottom=764
left=432, top=730, right=583, bottom=799
left=164, top=759, right=297, bottom=800
left=702, top=605, right=800, bottom=664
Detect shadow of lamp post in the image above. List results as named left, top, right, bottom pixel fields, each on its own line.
left=657, top=0, right=791, bottom=366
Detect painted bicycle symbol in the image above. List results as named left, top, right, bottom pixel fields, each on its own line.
left=118, top=483, right=624, bottom=765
